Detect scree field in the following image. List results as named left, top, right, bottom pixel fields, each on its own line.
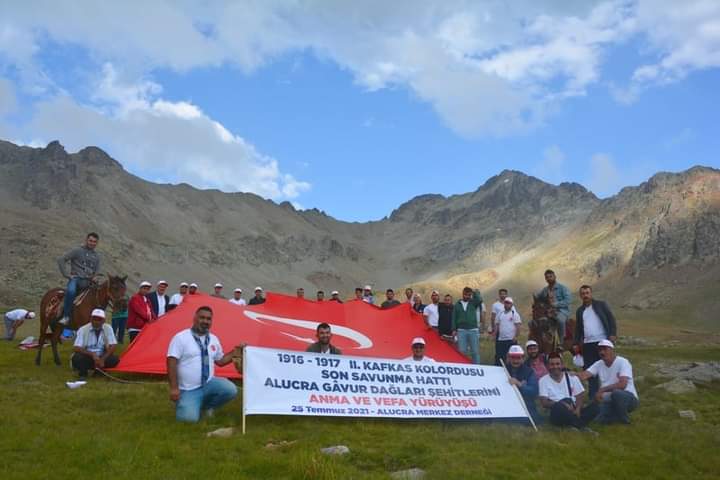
left=1, top=325, right=718, bottom=480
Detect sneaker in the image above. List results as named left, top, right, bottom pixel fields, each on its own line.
left=59, top=316, right=70, bottom=325
left=581, top=427, right=600, bottom=437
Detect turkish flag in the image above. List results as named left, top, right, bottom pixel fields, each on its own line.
left=112, top=292, right=470, bottom=378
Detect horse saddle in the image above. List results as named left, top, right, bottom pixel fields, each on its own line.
left=56, top=286, right=93, bottom=306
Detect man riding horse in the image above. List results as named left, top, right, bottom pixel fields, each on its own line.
left=535, top=269, right=573, bottom=348
left=57, top=232, right=101, bottom=325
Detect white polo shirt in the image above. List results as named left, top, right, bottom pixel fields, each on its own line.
left=229, top=298, right=246, bottom=306
left=539, top=373, right=585, bottom=402
left=587, top=356, right=638, bottom=399
left=74, top=323, right=117, bottom=356
left=581, top=305, right=607, bottom=343
left=169, top=293, right=184, bottom=307
left=167, top=328, right=224, bottom=391
left=423, top=303, right=439, bottom=328
left=5, top=309, right=29, bottom=321
left=495, top=309, right=522, bottom=341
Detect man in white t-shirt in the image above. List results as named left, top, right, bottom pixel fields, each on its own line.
left=229, top=288, right=246, bottom=306
left=490, top=288, right=509, bottom=333
left=403, top=337, right=435, bottom=362
left=72, top=309, right=119, bottom=378
left=422, top=290, right=440, bottom=329
left=575, top=339, right=638, bottom=424
left=168, top=282, right=189, bottom=311
left=4, top=308, right=35, bottom=340
left=492, top=297, right=521, bottom=366
left=167, top=306, right=241, bottom=422
left=539, top=353, right=591, bottom=430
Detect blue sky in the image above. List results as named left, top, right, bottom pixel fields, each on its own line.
left=0, top=1, right=718, bottom=221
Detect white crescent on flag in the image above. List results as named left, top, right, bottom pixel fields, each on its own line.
left=243, top=309, right=373, bottom=349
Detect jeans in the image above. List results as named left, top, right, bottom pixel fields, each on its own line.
left=457, top=328, right=480, bottom=364
left=582, top=342, right=601, bottom=398
left=495, top=339, right=515, bottom=366
left=555, top=311, right=569, bottom=341
left=596, top=390, right=638, bottom=424
left=63, top=277, right=89, bottom=320
left=4, top=315, right=18, bottom=340
left=71, top=352, right=119, bottom=377
left=176, top=377, right=238, bottom=423
left=112, top=315, right=127, bottom=344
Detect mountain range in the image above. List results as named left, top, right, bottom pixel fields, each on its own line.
left=1, top=139, right=718, bottom=333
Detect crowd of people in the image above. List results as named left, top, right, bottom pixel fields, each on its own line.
left=4, top=232, right=636, bottom=430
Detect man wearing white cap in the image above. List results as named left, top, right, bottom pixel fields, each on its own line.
left=249, top=287, right=265, bottom=305
left=189, top=283, right=199, bottom=295
left=403, top=337, right=435, bottom=362
left=492, top=297, right=522, bottom=366
left=574, top=340, right=638, bottom=424
left=3, top=308, right=35, bottom=341
left=211, top=283, right=226, bottom=299
left=127, top=281, right=156, bottom=342
left=168, top=282, right=189, bottom=311
left=505, top=345, right=540, bottom=423
left=148, top=280, right=170, bottom=318
left=362, top=285, right=374, bottom=304
left=72, top=308, right=118, bottom=378
left=229, top=288, right=246, bottom=306
left=329, top=291, right=343, bottom=303
left=524, top=340, right=548, bottom=379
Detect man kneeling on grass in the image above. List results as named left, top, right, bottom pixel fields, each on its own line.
left=72, top=308, right=119, bottom=379
left=167, top=306, right=242, bottom=423
left=539, top=353, right=596, bottom=433
left=573, top=339, right=639, bottom=425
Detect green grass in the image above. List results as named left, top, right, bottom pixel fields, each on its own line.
left=1, top=333, right=719, bottom=479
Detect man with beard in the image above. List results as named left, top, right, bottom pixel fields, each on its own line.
left=167, top=306, right=241, bottom=422
left=539, top=353, right=593, bottom=431
left=524, top=340, right=549, bottom=379
left=249, top=287, right=266, bottom=305
left=505, top=345, right=540, bottom=423
left=305, top=323, right=342, bottom=354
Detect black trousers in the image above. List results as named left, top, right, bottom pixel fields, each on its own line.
left=582, top=342, right=601, bottom=398
left=549, top=399, right=584, bottom=428
left=495, top=340, right=515, bottom=366
left=72, top=353, right=119, bottom=377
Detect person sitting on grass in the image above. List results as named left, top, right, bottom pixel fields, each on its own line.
left=539, top=353, right=596, bottom=433
left=505, top=345, right=540, bottom=423
left=306, top=322, right=342, bottom=354
left=525, top=340, right=549, bottom=379
left=573, top=339, right=639, bottom=425
left=167, top=306, right=242, bottom=423
left=403, top=337, right=435, bottom=362
left=72, top=308, right=119, bottom=379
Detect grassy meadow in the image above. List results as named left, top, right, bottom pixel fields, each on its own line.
left=1, top=322, right=719, bottom=480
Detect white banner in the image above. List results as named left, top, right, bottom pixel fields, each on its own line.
left=243, top=346, right=530, bottom=421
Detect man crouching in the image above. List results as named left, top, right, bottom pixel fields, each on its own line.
left=167, top=306, right=241, bottom=422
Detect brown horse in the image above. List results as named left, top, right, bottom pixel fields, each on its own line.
left=36, top=274, right=127, bottom=366
left=528, top=294, right=575, bottom=355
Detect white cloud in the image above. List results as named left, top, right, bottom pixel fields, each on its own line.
left=17, top=66, right=309, bottom=200
left=587, top=153, right=623, bottom=196
left=0, top=1, right=718, bottom=138
left=0, top=77, right=16, bottom=116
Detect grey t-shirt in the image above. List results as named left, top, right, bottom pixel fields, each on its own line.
left=57, top=246, right=101, bottom=279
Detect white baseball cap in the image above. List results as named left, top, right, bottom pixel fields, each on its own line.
left=254, top=286, right=263, bottom=292
left=214, top=283, right=223, bottom=288
left=27, top=312, right=36, bottom=319
left=331, top=290, right=339, bottom=295
left=598, top=339, right=615, bottom=349
left=525, top=340, right=538, bottom=348
left=364, top=285, right=372, bottom=291
left=190, top=283, right=198, bottom=288
left=431, top=290, right=439, bottom=295
left=139, top=281, right=152, bottom=288
left=179, top=282, right=189, bottom=287
left=157, top=280, right=168, bottom=286
left=234, top=288, right=242, bottom=293
left=504, top=297, right=514, bottom=304
left=91, top=308, right=106, bottom=319
left=411, top=337, right=426, bottom=346
left=508, top=345, right=524, bottom=356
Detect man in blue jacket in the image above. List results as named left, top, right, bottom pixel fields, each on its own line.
left=575, top=285, right=618, bottom=398
left=537, top=269, right=572, bottom=344
left=505, top=345, right=540, bottom=424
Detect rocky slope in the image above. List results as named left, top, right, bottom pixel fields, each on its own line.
left=1, top=139, right=718, bottom=328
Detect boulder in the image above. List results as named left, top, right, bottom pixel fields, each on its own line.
left=654, top=378, right=696, bottom=395
left=206, top=427, right=234, bottom=438
left=678, top=410, right=696, bottom=420
left=391, top=468, right=426, bottom=479
left=321, top=445, right=350, bottom=455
